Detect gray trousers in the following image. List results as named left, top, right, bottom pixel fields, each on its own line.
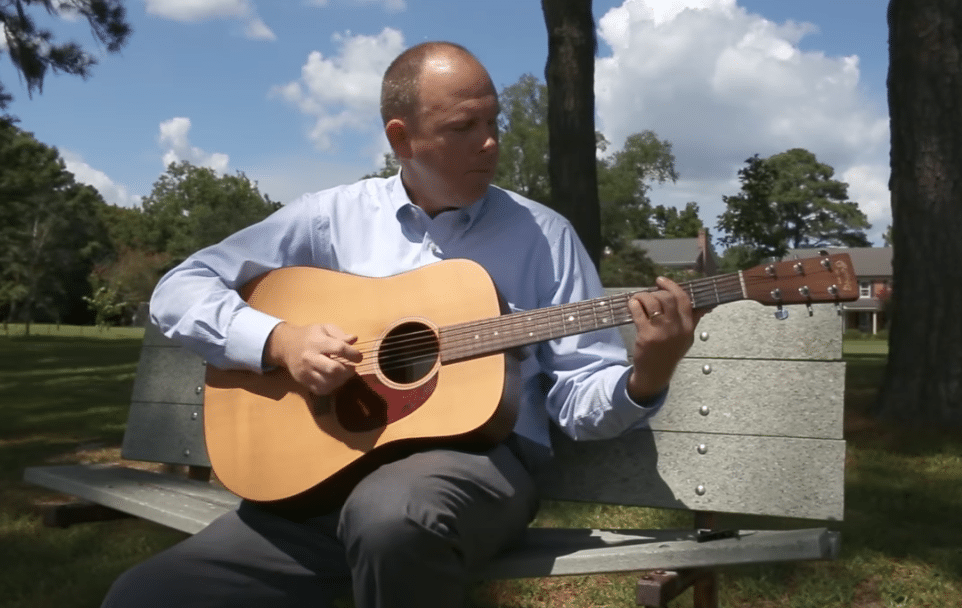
left=101, top=443, right=539, bottom=608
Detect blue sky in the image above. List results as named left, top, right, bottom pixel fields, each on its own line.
left=1, top=0, right=890, bottom=246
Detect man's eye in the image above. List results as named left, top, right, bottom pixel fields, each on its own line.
left=452, top=122, right=473, bottom=132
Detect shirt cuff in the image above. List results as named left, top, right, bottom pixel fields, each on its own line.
left=614, top=366, right=669, bottom=411
left=224, top=306, right=284, bottom=372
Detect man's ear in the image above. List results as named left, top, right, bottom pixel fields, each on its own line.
left=385, top=118, right=412, bottom=159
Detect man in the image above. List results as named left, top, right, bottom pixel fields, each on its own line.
left=102, top=41, right=699, bottom=608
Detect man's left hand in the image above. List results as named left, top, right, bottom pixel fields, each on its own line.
left=625, top=276, right=708, bottom=402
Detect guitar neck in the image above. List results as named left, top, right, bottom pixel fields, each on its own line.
left=439, top=271, right=747, bottom=363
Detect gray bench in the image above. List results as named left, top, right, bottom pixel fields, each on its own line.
left=25, top=298, right=844, bottom=607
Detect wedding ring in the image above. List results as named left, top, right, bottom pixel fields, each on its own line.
left=648, top=311, right=663, bottom=320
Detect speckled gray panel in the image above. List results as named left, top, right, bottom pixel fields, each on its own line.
left=655, top=359, right=845, bottom=439
left=539, top=429, right=845, bottom=521
left=129, top=344, right=206, bottom=406
left=121, top=401, right=210, bottom=466
left=124, top=324, right=208, bottom=464
left=611, top=297, right=843, bottom=361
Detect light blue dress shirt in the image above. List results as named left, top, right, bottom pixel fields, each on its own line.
left=151, top=175, right=665, bottom=456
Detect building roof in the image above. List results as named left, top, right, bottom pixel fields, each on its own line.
left=632, top=238, right=701, bottom=267
left=785, top=247, right=892, bottom=279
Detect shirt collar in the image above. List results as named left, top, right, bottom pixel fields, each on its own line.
left=387, top=172, right=489, bottom=233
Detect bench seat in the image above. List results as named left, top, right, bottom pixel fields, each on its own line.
left=24, top=463, right=839, bottom=579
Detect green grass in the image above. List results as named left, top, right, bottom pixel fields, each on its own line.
left=3, top=330, right=962, bottom=607
left=0, top=326, right=186, bottom=608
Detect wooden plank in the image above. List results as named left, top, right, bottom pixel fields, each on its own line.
left=479, top=527, right=840, bottom=579
left=539, top=430, right=845, bottom=521
left=23, top=465, right=239, bottom=534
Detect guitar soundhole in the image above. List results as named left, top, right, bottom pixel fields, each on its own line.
left=379, top=321, right=439, bottom=384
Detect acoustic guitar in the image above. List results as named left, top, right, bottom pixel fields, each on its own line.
left=204, top=253, right=858, bottom=507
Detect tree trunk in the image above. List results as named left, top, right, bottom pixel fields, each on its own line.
left=877, top=0, right=962, bottom=423
left=542, top=0, right=601, bottom=268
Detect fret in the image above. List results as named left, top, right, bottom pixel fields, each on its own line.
left=441, top=271, right=751, bottom=362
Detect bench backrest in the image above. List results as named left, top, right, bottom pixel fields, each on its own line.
left=123, top=296, right=845, bottom=522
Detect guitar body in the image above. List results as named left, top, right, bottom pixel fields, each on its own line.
left=204, top=259, right=520, bottom=507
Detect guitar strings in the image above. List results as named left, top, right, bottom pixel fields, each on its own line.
left=337, top=275, right=748, bottom=376
left=351, top=275, right=747, bottom=367
left=356, top=276, right=741, bottom=366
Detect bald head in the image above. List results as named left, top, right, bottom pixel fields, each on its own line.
left=380, top=42, right=483, bottom=126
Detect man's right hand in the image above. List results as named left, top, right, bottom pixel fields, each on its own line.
left=264, top=322, right=363, bottom=395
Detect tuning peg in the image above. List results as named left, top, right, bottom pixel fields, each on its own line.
left=774, top=306, right=789, bottom=321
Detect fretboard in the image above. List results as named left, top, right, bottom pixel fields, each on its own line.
left=439, top=271, right=747, bottom=362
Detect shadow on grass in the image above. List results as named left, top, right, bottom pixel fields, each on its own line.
left=0, top=336, right=142, bottom=452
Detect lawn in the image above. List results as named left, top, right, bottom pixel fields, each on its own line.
left=2, top=329, right=961, bottom=607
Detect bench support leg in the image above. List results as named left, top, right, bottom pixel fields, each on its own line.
left=693, top=511, right=720, bottom=608
left=636, top=569, right=713, bottom=607
left=38, top=500, right=134, bottom=528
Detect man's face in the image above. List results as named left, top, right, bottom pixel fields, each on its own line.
left=401, top=54, right=500, bottom=216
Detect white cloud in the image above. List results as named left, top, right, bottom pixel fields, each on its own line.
left=61, top=150, right=142, bottom=208
left=158, top=117, right=230, bottom=174
left=843, top=163, right=891, bottom=242
left=596, top=0, right=891, bottom=245
left=145, top=0, right=276, bottom=41
left=273, top=28, right=405, bottom=150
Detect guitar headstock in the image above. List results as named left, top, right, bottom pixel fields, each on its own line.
left=742, top=252, right=859, bottom=311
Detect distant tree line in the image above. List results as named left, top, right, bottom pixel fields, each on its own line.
left=0, top=121, right=279, bottom=331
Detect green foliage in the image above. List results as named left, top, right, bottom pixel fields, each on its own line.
left=599, top=245, right=658, bottom=287
left=598, top=130, right=681, bottom=249
left=716, top=149, right=871, bottom=263
left=717, top=243, right=760, bottom=272
left=82, top=286, right=127, bottom=328
left=0, top=0, right=132, bottom=110
left=361, top=153, right=400, bottom=179
left=140, top=161, right=281, bottom=268
left=492, top=73, right=550, bottom=204
left=0, top=121, right=111, bottom=328
left=91, top=247, right=170, bottom=318
left=652, top=201, right=703, bottom=238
